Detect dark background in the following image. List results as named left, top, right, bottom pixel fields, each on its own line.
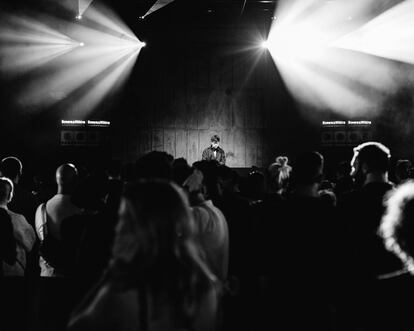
left=1, top=0, right=414, bottom=177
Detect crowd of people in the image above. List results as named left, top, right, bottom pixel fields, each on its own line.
left=1, top=141, right=414, bottom=331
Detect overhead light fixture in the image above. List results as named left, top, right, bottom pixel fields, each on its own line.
left=261, top=41, right=269, bottom=49
left=75, top=14, right=83, bottom=20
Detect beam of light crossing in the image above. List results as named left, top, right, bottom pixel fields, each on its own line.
left=334, top=0, right=414, bottom=65
left=263, top=0, right=412, bottom=117
left=0, top=14, right=78, bottom=74
left=142, top=0, right=176, bottom=19
left=0, top=2, right=145, bottom=117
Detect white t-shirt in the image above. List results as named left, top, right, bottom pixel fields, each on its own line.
left=2, top=207, right=36, bottom=276
left=35, top=194, right=81, bottom=277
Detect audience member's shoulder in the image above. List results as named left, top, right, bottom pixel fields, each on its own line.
left=7, top=209, right=27, bottom=222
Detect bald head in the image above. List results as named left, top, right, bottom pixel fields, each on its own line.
left=56, top=163, right=78, bottom=194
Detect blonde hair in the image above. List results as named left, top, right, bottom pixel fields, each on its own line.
left=268, top=156, right=292, bottom=193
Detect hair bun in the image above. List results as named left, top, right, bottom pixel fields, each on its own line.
left=275, top=156, right=288, bottom=167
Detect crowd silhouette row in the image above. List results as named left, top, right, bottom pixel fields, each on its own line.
left=1, top=141, right=414, bottom=331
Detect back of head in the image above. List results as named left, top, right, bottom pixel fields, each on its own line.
left=172, top=158, right=192, bottom=186
left=111, top=179, right=210, bottom=323
left=112, top=179, right=196, bottom=280
left=71, top=173, right=109, bottom=210
left=246, top=170, right=265, bottom=200
left=0, top=157, right=23, bottom=182
left=217, top=165, right=239, bottom=191
left=353, top=141, right=390, bottom=173
left=135, top=151, right=173, bottom=181
left=193, top=160, right=219, bottom=201
left=0, top=177, right=14, bottom=205
left=292, top=151, right=324, bottom=186
left=56, top=163, right=78, bottom=191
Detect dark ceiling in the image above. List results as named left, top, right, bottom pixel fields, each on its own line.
left=0, top=0, right=278, bottom=25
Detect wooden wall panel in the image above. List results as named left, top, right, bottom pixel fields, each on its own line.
left=173, top=89, right=187, bottom=129
left=210, top=56, right=221, bottom=89
left=232, top=92, right=245, bottom=129
left=152, top=129, right=164, bottom=151
left=197, top=92, right=212, bottom=130
left=232, top=129, right=246, bottom=167
left=232, top=55, right=250, bottom=90
left=198, top=57, right=209, bottom=89
left=220, top=129, right=233, bottom=166
left=245, top=129, right=259, bottom=167
left=175, top=129, right=187, bottom=160
left=205, top=91, right=232, bottom=129
left=162, top=89, right=176, bottom=128
left=164, top=129, right=176, bottom=157
left=187, top=129, right=199, bottom=165
left=126, top=130, right=139, bottom=161
left=119, top=28, right=286, bottom=169
left=138, top=129, right=152, bottom=156
left=184, top=91, right=199, bottom=129
left=219, top=56, right=233, bottom=91
left=245, top=92, right=263, bottom=129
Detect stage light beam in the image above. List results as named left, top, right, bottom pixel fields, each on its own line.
left=0, top=1, right=145, bottom=117
left=263, top=0, right=412, bottom=117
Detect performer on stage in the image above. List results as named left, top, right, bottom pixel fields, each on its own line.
left=202, top=134, right=226, bottom=165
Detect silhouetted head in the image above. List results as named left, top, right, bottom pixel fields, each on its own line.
left=217, top=165, right=239, bottom=194
left=135, top=151, right=173, bottom=181
left=0, top=177, right=14, bottom=205
left=351, top=142, right=390, bottom=181
left=109, top=179, right=211, bottom=321
left=192, top=160, right=220, bottom=202
left=112, top=179, right=195, bottom=268
left=246, top=170, right=265, bottom=200
left=56, top=163, right=78, bottom=194
left=71, top=173, right=109, bottom=211
left=172, top=158, right=192, bottom=186
left=292, top=151, right=324, bottom=187
left=0, top=157, right=23, bottom=184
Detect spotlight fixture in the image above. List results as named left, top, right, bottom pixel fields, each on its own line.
left=141, top=42, right=146, bottom=47
left=75, top=14, right=82, bottom=20
left=138, top=16, right=145, bottom=20
left=79, top=42, right=85, bottom=47
left=261, top=41, right=269, bottom=49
